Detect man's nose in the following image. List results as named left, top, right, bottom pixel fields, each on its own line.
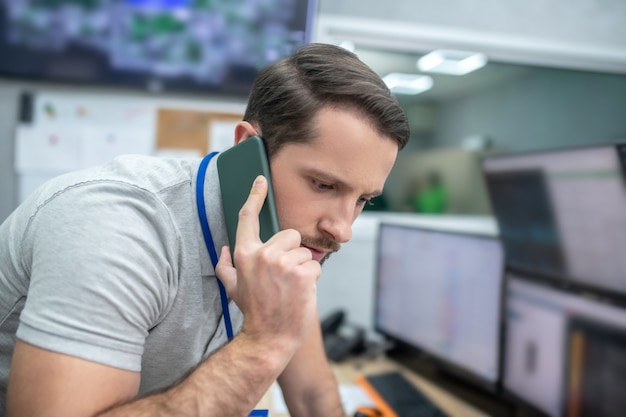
left=319, top=202, right=354, bottom=244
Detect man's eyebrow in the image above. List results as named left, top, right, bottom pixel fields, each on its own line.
left=305, top=168, right=383, bottom=197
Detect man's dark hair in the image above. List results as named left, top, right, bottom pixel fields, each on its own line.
left=243, top=43, right=410, bottom=158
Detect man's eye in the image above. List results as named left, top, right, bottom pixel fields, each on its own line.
left=315, top=181, right=333, bottom=190
left=357, top=197, right=374, bottom=207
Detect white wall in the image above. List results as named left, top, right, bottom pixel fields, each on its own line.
left=433, top=68, right=626, bottom=152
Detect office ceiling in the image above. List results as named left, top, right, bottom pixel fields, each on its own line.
left=353, top=46, right=534, bottom=107
left=315, top=14, right=626, bottom=109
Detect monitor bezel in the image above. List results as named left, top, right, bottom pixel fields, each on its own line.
left=372, top=221, right=506, bottom=393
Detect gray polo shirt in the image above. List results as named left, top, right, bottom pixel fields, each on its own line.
left=0, top=155, right=243, bottom=408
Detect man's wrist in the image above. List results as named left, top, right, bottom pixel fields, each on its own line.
left=233, top=330, right=301, bottom=375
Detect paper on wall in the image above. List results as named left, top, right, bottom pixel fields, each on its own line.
left=209, top=119, right=238, bottom=152
left=14, top=125, right=83, bottom=174
left=34, top=92, right=157, bottom=132
left=15, top=124, right=157, bottom=175
left=80, top=128, right=155, bottom=167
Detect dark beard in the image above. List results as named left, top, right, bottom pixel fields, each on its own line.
left=300, top=235, right=340, bottom=265
left=319, top=251, right=334, bottom=265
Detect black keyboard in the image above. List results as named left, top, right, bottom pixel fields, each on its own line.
left=364, top=372, right=449, bottom=417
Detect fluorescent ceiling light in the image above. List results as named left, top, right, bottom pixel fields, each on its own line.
left=383, top=73, right=433, bottom=95
left=417, top=50, right=487, bottom=75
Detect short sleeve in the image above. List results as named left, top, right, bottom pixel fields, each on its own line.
left=17, top=180, right=180, bottom=371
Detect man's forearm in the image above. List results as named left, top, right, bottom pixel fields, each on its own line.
left=278, top=321, right=345, bottom=417
left=286, top=384, right=345, bottom=417
left=98, top=333, right=294, bottom=417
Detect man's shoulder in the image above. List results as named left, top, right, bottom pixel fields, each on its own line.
left=13, top=155, right=201, bottom=225
left=101, top=155, right=199, bottom=192
left=39, top=155, right=200, bottom=198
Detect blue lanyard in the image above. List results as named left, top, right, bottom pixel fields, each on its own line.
left=196, top=151, right=234, bottom=340
left=195, top=153, right=269, bottom=417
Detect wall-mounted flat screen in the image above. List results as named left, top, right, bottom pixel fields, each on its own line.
left=0, top=0, right=317, bottom=96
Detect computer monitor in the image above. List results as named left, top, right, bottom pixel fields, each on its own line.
left=0, top=0, right=317, bottom=96
left=564, top=317, right=626, bottom=417
left=503, top=274, right=626, bottom=417
left=374, top=223, right=505, bottom=390
left=481, top=143, right=626, bottom=296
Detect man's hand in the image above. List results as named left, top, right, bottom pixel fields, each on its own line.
left=216, top=175, right=322, bottom=353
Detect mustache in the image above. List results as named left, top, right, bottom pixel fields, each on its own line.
left=300, top=235, right=341, bottom=253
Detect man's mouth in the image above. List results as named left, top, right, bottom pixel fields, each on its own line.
left=302, top=245, right=328, bottom=262
left=300, top=235, right=340, bottom=264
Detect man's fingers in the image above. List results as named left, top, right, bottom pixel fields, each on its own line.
left=216, top=246, right=236, bottom=293
left=235, top=175, right=268, bottom=246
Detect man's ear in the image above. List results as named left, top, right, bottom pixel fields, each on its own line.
left=234, top=122, right=259, bottom=145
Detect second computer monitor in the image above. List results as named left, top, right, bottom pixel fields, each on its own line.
left=481, top=143, right=626, bottom=296
left=374, top=223, right=505, bottom=389
left=504, top=275, right=626, bottom=417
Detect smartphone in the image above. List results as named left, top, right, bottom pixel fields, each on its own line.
left=216, top=136, right=280, bottom=262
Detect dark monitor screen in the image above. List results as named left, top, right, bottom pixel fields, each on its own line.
left=503, top=275, right=626, bottom=417
left=374, top=223, right=505, bottom=388
left=481, top=144, right=626, bottom=296
left=564, top=317, right=626, bottom=417
left=0, top=0, right=317, bottom=96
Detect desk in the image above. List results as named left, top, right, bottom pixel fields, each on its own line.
left=257, top=355, right=491, bottom=416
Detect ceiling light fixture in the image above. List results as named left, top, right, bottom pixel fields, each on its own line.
left=417, top=50, right=487, bottom=75
left=383, top=73, right=434, bottom=95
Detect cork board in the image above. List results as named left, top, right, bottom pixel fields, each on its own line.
left=156, top=108, right=242, bottom=156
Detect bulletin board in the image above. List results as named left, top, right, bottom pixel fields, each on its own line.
left=156, top=109, right=242, bottom=156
